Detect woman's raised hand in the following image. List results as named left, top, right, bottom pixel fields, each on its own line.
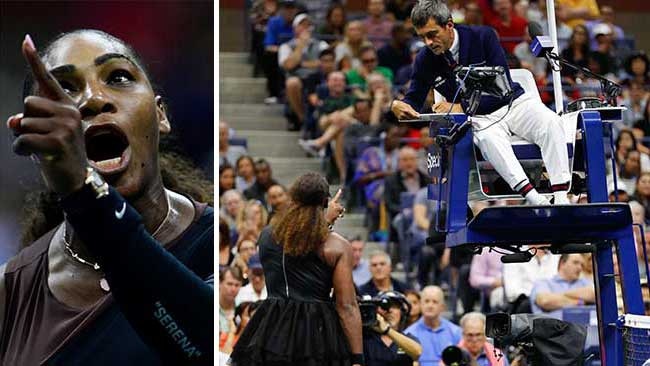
left=7, top=35, right=87, bottom=197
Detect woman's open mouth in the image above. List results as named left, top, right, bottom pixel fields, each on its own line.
left=84, top=123, right=131, bottom=175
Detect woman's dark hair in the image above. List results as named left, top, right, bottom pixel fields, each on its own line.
left=219, top=163, right=235, bottom=191
left=235, top=301, right=253, bottom=319
left=19, top=29, right=213, bottom=247
left=616, top=129, right=638, bottom=151
left=569, top=24, right=590, bottom=56
left=621, top=149, right=642, bottom=178
left=271, top=172, right=330, bottom=256
left=235, top=155, right=256, bottom=177
left=404, top=289, right=421, bottom=302
left=636, top=172, right=650, bottom=197
left=220, top=215, right=231, bottom=250
left=325, top=3, right=347, bottom=31
left=625, top=52, right=650, bottom=77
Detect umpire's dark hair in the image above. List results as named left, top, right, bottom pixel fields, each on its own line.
left=411, top=0, right=453, bottom=29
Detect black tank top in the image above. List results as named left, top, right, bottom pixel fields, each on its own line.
left=258, top=226, right=334, bottom=302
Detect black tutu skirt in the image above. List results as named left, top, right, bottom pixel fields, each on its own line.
left=229, top=297, right=352, bottom=366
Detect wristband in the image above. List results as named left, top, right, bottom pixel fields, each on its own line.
left=381, top=325, right=391, bottom=335
left=351, top=353, right=365, bottom=365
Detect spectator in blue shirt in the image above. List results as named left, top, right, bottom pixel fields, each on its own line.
left=405, top=286, right=461, bottom=366
left=351, top=237, right=372, bottom=287
left=359, top=251, right=410, bottom=297
left=530, top=253, right=595, bottom=319
left=262, top=0, right=298, bottom=103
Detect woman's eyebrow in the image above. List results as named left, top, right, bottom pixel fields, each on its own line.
left=94, top=53, right=137, bottom=67
left=50, top=64, right=76, bottom=78
left=48, top=53, right=137, bottom=77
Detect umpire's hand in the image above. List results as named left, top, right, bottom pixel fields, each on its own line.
left=391, top=100, right=420, bottom=120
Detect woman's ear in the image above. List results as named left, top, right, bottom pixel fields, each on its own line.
left=155, top=96, right=171, bottom=134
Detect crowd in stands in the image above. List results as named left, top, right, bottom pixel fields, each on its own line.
left=220, top=0, right=650, bottom=364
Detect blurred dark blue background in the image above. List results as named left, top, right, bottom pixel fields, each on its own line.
left=0, top=0, right=214, bottom=262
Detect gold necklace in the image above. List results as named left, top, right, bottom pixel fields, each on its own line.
left=61, top=194, right=172, bottom=292
left=62, top=224, right=110, bottom=292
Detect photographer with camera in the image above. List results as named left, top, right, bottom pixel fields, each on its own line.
left=361, top=291, right=422, bottom=366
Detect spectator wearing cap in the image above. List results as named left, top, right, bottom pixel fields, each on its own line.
left=363, top=0, right=395, bottom=49
left=351, top=237, right=372, bottom=287
left=377, top=22, right=413, bottom=76
left=279, top=13, right=330, bottom=130
left=487, top=0, right=528, bottom=54
left=530, top=254, right=595, bottom=319
left=395, top=40, right=425, bottom=87
left=235, top=255, right=268, bottom=305
left=359, top=251, right=410, bottom=297
left=557, top=0, right=600, bottom=29
left=586, top=5, right=625, bottom=51
left=590, top=23, right=618, bottom=76
left=263, top=0, right=299, bottom=104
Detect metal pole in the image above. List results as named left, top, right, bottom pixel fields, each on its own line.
left=546, top=0, right=564, bottom=113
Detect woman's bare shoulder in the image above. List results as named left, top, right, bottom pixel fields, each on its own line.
left=321, top=232, right=351, bottom=267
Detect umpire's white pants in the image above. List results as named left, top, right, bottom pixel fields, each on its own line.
left=471, top=94, right=571, bottom=190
